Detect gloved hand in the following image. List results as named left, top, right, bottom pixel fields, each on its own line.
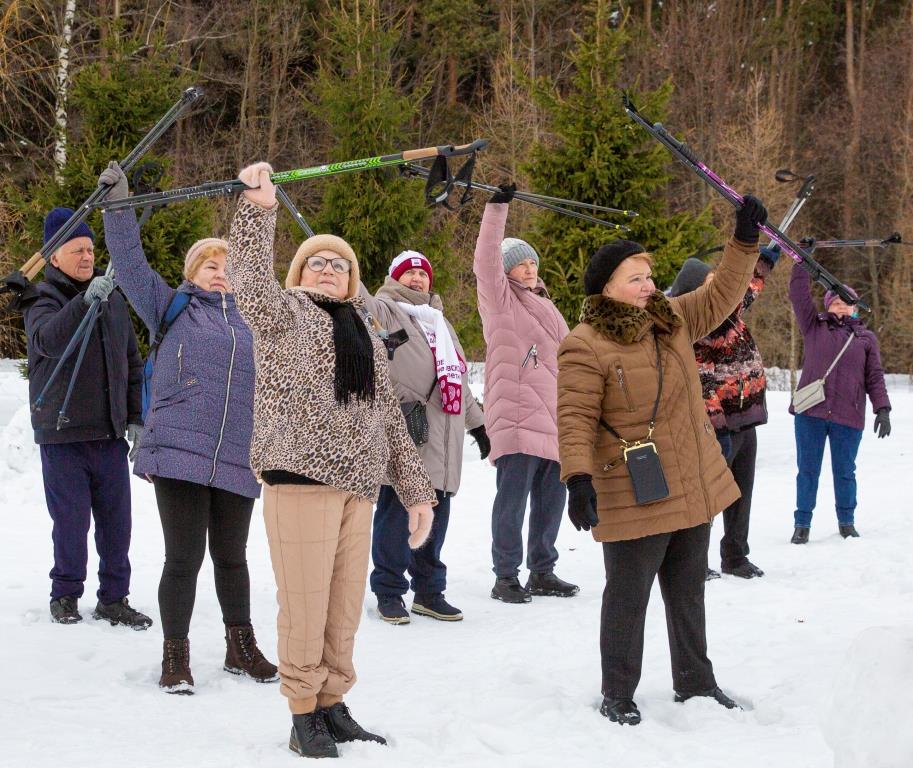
left=98, top=160, right=129, bottom=201
left=734, top=195, right=768, bottom=244
left=406, top=503, right=434, bottom=549
left=126, top=423, right=143, bottom=461
left=238, top=161, right=276, bottom=209
left=84, top=274, right=116, bottom=306
left=489, top=183, right=516, bottom=205
left=468, top=425, right=490, bottom=460
left=874, top=408, right=891, bottom=439
left=566, top=474, right=599, bottom=532
left=759, top=243, right=781, bottom=266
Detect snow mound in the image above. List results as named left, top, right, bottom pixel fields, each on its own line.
left=1, top=403, right=38, bottom=476
left=824, top=626, right=913, bottom=768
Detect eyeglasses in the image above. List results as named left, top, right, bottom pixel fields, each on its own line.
left=306, top=255, right=351, bottom=274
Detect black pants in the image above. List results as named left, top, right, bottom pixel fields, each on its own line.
left=153, top=476, right=255, bottom=639
left=600, top=523, right=716, bottom=699
left=720, top=427, right=757, bottom=569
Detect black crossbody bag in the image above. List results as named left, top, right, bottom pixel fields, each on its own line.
left=400, top=378, right=439, bottom=447
left=599, top=333, right=670, bottom=505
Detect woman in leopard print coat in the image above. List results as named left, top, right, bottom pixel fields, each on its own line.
left=226, top=162, right=436, bottom=758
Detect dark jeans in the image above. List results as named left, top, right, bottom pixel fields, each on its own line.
left=720, top=427, right=758, bottom=569
left=794, top=413, right=864, bottom=527
left=600, top=523, right=716, bottom=699
left=153, top=476, right=255, bottom=639
left=40, top=439, right=132, bottom=603
left=491, top=453, right=566, bottom=578
left=370, top=486, right=451, bottom=596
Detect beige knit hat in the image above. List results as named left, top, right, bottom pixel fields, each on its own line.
left=286, top=234, right=360, bottom=299
left=183, top=237, right=230, bottom=280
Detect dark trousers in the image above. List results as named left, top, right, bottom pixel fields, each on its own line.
left=794, top=413, right=864, bottom=527
left=153, top=476, right=255, bottom=639
left=600, top=523, right=716, bottom=699
left=491, top=453, right=566, bottom=578
left=719, top=427, right=757, bottom=569
left=40, top=439, right=132, bottom=603
left=370, top=486, right=451, bottom=596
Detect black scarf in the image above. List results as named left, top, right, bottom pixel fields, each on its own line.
left=311, top=296, right=376, bottom=405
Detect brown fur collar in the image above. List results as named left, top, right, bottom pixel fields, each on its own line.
left=579, top=291, right=682, bottom=344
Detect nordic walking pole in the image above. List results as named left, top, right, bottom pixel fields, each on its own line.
left=622, top=94, right=869, bottom=312
left=774, top=169, right=816, bottom=233
left=799, top=233, right=904, bottom=250
left=275, top=187, right=314, bottom=237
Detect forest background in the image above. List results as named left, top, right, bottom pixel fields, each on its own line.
left=2, top=0, right=912, bottom=374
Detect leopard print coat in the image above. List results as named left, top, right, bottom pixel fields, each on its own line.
left=225, top=197, right=436, bottom=508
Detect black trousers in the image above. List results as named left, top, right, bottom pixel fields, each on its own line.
left=153, top=477, right=255, bottom=639
left=600, top=523, right=716, bottom=699
left=720, top=427, right=758, bottom=569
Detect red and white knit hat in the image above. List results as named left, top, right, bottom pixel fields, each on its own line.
left=388, top=250, right=433, bottom=288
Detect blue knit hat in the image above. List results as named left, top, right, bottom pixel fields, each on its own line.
left=43, top=207, right=94, bottom=247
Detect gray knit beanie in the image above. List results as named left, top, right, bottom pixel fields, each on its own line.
left=501, top=238, right=540, bottom=273
left=668, top=258, right=713, bottom=298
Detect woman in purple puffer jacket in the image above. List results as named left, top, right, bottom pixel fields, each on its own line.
left=100, top=162, right=276, bottom=695
left=788, top=262, right=891, bottom=544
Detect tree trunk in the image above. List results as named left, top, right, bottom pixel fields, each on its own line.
left=53, top=0, right=77, bottom=184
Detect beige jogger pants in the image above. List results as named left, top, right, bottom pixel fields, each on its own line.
left=262, top=483, right=373, bottom=714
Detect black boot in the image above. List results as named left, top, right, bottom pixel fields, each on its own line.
left=411, top=593, right=463, bottom=621
left=839, top=524, right=860, bottom=538
left=376, top=595, right=410, bottom=625
left=491, top=576, right=531, bottom=604
left=790, top=526, right=810, bottom=544
left=322, top=702, right=387, bottom=745
left=705, top=568, right=721, bottom=581
left=525, top=571, right=579, bottom=597
left=722, top=561, right=764, bottom=579
left=599, top=697, right=641, bottom=725
left=50, top=595, right=82, bottom=624
left=674, top=686, right=740, bottom=710
left=290, top=712, right=338, bottom=758
left=92, top=598, right=153, bottom=630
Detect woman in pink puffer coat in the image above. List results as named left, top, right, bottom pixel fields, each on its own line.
left=473, top=184, right=577, bottom=603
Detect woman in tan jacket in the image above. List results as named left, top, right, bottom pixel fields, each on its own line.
left=557, top=197, right=767, bottom=726
left=227, top=163, right=436, bottom=758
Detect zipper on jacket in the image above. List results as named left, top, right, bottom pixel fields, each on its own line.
left=614, top=363, right=635, bottom=412
left=209, top=294, right=236, bottom=485
left=522, top=344, right=539, bottom=369
left=177, top=343, right=184, bottom=382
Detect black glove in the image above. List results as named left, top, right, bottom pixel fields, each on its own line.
left=874, top=408, right=891, bottom=439
left=489, top=183, right=516, bottom=205
left=468, top=425, right=490, bottom=460
left=734, top=195, right=768, bottom=244
left=566, top=474, right=599, bottom=532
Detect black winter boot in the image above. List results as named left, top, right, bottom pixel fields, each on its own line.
left=159, top=638, right=194, bottom=695
left=92, top=598, right=153, bottom=630
left=525, top=571, right=579, bottom=597
left=491, top=576, right=531, bottom=604
left=411, top=593, right=463, bottom=621
left=705, top=568, right=721, bottom=581
left=599, top=697, right=641, bottom=725
left=50, top=595, right=82, bottom=624
left=376, top=595, right=410, bottom=625
left=675, top=686, right=740, bottom=710
left=790, top=527, right=810, bottom=544
left=722, top=561, right=765, bottom=579
left=322, top=703, right=387, bottom=745
left=224, top=624, right=278, bottom=682
left=290, top=712, right=338, bottom=758
left=839, top=524, right=860, bottom=538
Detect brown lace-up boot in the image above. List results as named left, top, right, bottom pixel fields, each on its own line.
left=159, top=638, right=194, bottom=695
left=224, top=624, right=279, bottom=683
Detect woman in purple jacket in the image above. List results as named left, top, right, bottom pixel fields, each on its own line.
left=788, top=263, right=891, bottom=544
left=99, top=162, right=276, bottom=694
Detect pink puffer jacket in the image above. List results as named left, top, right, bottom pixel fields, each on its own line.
left=473, top=203, right=570, bottom=464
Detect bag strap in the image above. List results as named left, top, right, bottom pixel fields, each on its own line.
left=150, top=291, right=191, bottom=357
left=599, top=332, right=663, bottom=445
left=822, top=331, right=855, bottom=381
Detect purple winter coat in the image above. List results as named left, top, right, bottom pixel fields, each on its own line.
left=102, top=210, right=260, bottom=499
left=788, top=263, right=890, bottom=431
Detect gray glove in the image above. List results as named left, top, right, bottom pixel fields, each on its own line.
left=84, top=274, right=116, bottom=305
left=98, top=160, right=129, bottom=201
left=126, top=424, right=143, bottom=461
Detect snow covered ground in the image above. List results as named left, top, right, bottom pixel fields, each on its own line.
left=1, top=366, right=911, bottom=768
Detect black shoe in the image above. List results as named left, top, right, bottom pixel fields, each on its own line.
left=411, top=593, right=463, bottom=621
left=839, top=524, right=860, bottom=538
left=92, top=598, right=153, bottom=630
left=491, top=576, right=532, bottom=604
left=322, top=702, right=387, bottom=745
left=722, top=561, right=765, bottom=579
left=290, top=712, right=338, bottom=758
left=599, top=697, right=641, bottom=725
left=790, top=526, right=810, bottom=544
left=376, top=595, right=410, bottom=625
left=705, top=568, right=721, bottom=581
left=525, top=571, right=579, bottom=597
left=675, top=686, right=740, bottom=710
left=50, top=596, right=82, bottom=625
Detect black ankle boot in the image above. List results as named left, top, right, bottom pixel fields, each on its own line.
left=290, top=712, right=338, bottom=758
left=599, top=697, right=641, bottom=725
left=322, top=703, right=386, bottom=745
left=839, top=524, right=860, bottom=538
left=791, top=526, right=810, bottom=544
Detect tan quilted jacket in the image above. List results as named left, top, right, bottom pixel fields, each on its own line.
left=225, top=197, right=436, bottom=508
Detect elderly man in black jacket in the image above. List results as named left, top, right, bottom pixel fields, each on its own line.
left=22, top=207, right=151, bottom=629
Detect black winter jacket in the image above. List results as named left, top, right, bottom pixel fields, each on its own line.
left=22, top=264, right=143, bottom=444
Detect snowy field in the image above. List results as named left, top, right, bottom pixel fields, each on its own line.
left=1, top=364, right=911, bottom=768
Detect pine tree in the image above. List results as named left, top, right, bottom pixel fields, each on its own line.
left=524, top=2, right=716, bottom=322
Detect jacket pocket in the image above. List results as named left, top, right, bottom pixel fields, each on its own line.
left=152, top=378, right=200, bottom=411
left=612, top=360, right=636, bottom=412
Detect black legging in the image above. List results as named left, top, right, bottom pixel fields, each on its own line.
left=152, top=476, right=255, bottom=639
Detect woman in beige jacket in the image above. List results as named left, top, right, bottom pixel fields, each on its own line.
left=227, top=163, right=436, bottom=758
left=557, top=197, right=767, bottom=726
